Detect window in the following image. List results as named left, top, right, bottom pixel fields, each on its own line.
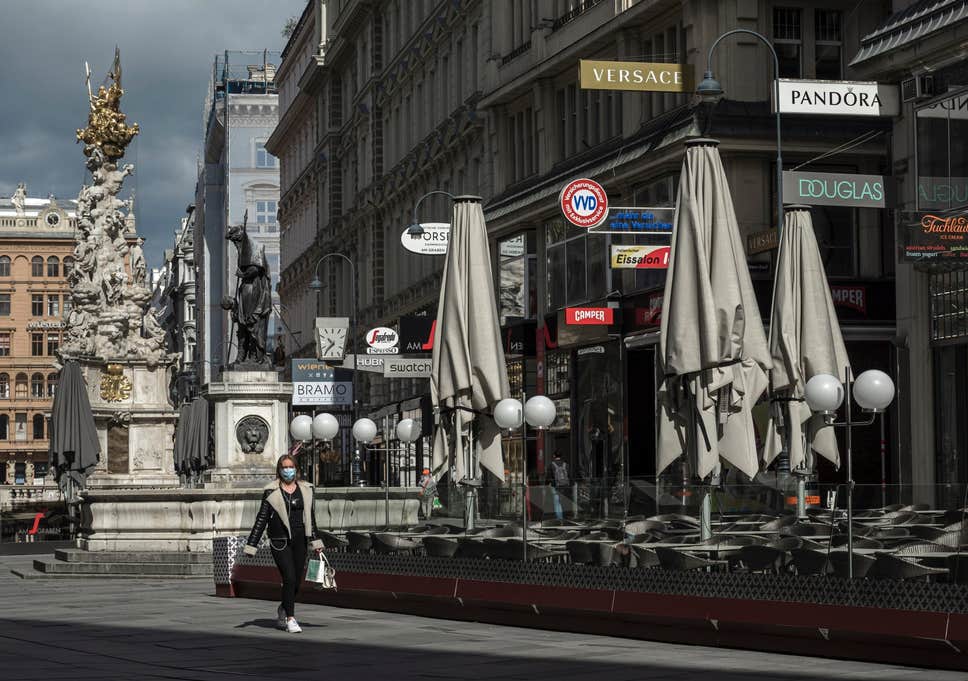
left=773, top=8, right=802, bottom=78
left=256, top=200, right=277, bottom=225
left=47, top=333, right=59, bottom=357
left=47, top=294, right=59, bottom=317
left=14, top=461, right=25, bottom=483
left=0, top=373, right=8, bottom=398
left=0, top=293, right=9, bottom=316
left=63, top=296, right=72, bottom=315
left=917, top=90, right=968, bottom=212
left=256, top=142, right=277, bottom=168
left=0, top=414, right=6, bottom=439
left=15, top=374, right=27, bottom=400
left=32, top=413, right=44, bottom=440
left=0, top=333, right=9, bottom=357
left=31, top=256, right=43, bottom=277
left=499, top=233, right=537, bottom=325
left=0, top=256, right=9, bottom=277
left=31, top=373, right=44, bottom=398
left=31, top=333, right=43, bottom=356
left=63, top=256, right=74, bottom=279
left=815, top=10, right=842, bottom=80
left=32, top=294, right=43, bottom=316
left=47, top=256, right=59, bottom=277
left=47, top=372, right=57, bottom=397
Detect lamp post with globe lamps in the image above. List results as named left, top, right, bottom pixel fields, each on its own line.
left=494, top=395, right=557, bottom=561
left=351, top=417, right=377, bottom=487
left=805, top=369, right=895, bottom=578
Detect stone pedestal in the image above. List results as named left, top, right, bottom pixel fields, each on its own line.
left=202, top=370, right=292, bottom=488
left=80, top=359, right=179, bottom=489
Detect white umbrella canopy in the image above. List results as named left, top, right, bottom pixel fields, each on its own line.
left=658, top=138, right=772, bottom=480
left=764, top=205, right=850, bottom=470
left=431, top=196, right=511, bottom=486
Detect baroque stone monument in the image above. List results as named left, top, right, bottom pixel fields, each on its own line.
left=61, top=53, right=179, bottom=489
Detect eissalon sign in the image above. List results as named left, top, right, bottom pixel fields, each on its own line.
left=782, top=171, right=891, bottom=209
left=775, top=79, right=899, bottom=117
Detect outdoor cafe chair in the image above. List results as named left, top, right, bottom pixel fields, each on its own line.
left=760, top=516, right=797, bottom=532
left=790, top=548, right=830, bottom=576
left=907, top=526, right=945, bottom=541
left=782, top=523, right=833, bottom=538
left=506, top=538, right=567, bottom=563
left=828, top=550, right=876, bottom=579
left=371, top=532, right=421, bottom=555
left=830, top=534, right=883, bottom=549
left=869, top=554, right=948, bottom=581
left=483, top=538, right=516, bottom=561
left=738, top=544, right=787, bottom=574
left=624, top=519, right=666, bottom=536
left=346, top=531, right=372, bottom=553
left=893, top=541, right=946, bottom=556
left=944, top=519, right=967, bottom=532
left=630, top=545, right=660, bottom=569
left=768, top=536, right=803, bottom=551
left=934, top=529, right=968, bottom=548
left=946, top=555, right=968, bottom=584
left=655, top=547, right=726, bottom=572
left=319, top=530, right=349, bottom=551
left=422, top=536, right=459, bottom=558
left=884, top=511, right=921, bottom=525
left=595, top=542, right=626, bottom=567
left=456, top=537, right=488, bottom=559
left=418, top=525, right=450, bottom=536
left=899, top=504, right=930, bottom=512
left=566, top=540, right=597, bottom=565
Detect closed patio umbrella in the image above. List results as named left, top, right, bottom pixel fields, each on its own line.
left=186, top=397, right=211, bottom=475
left=48, top=360, right=100, bottom=505
left=764, top=205, right=850, bottom=510
left=658, top=139, right=772, bottom=531
left=431, top=195, right=510, bottom=530
left=173, top=403, right=191, bottom=480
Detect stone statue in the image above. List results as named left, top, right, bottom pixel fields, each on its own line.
left=130, top=237, right=146, bottom=286
left=225, top=213, right=271, bottom=368
left=10, top=183, right=26, bottom=215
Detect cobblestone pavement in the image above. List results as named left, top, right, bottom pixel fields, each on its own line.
left=0, top=553, right=963, bottom=681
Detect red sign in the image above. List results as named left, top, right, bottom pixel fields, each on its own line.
left=560, top=178, right=608, bottom=228
left=565, top=307, right=614, bottom=325
left=830, top=285, right=867, bottom=314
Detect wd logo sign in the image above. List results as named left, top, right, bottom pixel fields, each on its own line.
left=560, top=178, right=608, bottom=228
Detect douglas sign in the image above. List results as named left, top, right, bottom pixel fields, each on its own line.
left=782, top=171, right=891, bottom=209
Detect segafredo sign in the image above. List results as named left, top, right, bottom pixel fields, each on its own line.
left=775, top=79, right=899, bottom=117
left=400, top=222, right=450, bottom=255
left=365, top=327, right=399, bottom=355
left=782, top=171, right=891, bottom=208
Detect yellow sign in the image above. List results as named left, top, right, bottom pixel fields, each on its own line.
left=579, top=60, right=693, bottom=92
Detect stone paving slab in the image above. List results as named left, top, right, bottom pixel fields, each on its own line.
left=0, top=552, right=963, bottom=680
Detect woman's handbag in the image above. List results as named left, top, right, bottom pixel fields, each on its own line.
left=306, top=550, right=337, bottom=590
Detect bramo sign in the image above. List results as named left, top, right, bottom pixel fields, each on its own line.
left=782, top=171, right=891, bottom=209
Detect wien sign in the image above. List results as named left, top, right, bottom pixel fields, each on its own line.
left=775, top=79, right=899, bottom=117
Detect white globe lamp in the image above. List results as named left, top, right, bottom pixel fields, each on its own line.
left=493, top=398, right=523, bottom=431
left=311, top=412, right=340, bottom=441
left=395, top=418, right=421, bottom=443
left=352, top=418, right=377, bottom=444
left=289, top=414, right=313, bottom=442
left=853, top=370, right=895, bottom=413
left=524, top=395, right=557, bottom=430
left=804, top=374, right=845, bottom=415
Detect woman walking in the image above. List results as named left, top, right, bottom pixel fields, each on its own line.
left=244, top=454, right=323, bottom=633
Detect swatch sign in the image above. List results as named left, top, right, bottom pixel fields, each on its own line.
left=782, top=171, right=891, bottom=209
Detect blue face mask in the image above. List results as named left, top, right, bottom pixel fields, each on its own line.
left=280, top=467, right=296, bottom=482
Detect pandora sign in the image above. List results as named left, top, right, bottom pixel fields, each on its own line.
left=775, top=79, right=899, bottom=117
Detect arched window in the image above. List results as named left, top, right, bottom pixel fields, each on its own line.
left=0, top=373, right=8, bottom=399
left=47, top=256, right=59, bottom=277
left=0, top=256, right=9, bottom=277
left=32, top=413, right=44, bottom=440
left=31, top=373, right=44, bottom=398
left=14, top=373, right=27, bottom=400
left=63, top=256, right=74, bottom=279
left=31, top=256, right=44, bottom=277
left=47, top=372, right=58, bottom=397
left=0, top=414, right=7, bottom=439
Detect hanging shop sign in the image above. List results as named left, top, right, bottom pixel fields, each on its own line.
left=774, top=79, right=900, bottom=117
left=400, top=223, right=450, bottom=255
left=365, top=326, right=399, bottom=354
left=383, top=357, right=433, bottom=379
left=565, top=307, right=614, bottom=325
left=340, top=354, right=385, bottom=373
left=291, top=360, right=353, bottom=406
left=314, top=317, right=349, bottom=361
left=579, top=59, right=693, bottom=93
left=901, top=212, right=968, bottom=261
left=746, top=229, right=779, bottom=255
left=399, top=315, right=436, bottom=353
left=782, top=171, right=892, bottom=208
left=560, top=178, right=609, bottom=228
left=588, top=207, right=675, bottom=235
left=610, top=245, right=670, bottom=269
left=577, top=345, right=606, bottom=356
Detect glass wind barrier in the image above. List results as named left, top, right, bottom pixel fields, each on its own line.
left=308, top=479, right=968, bottom=585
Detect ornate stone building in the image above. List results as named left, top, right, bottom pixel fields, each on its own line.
left=0, top=191, right=78, bottom=485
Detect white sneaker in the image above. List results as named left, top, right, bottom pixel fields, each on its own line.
left=277, top=605, right=286, bottom=629
left=285, top=618, right=302, bottom=633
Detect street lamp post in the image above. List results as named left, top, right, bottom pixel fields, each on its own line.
left=309, top=253, right=359, bottom=486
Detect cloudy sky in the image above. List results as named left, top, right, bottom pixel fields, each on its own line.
left=0, top=0, right=305, bottom=268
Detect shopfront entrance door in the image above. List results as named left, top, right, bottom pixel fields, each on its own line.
left=935, top=345, right=968, bottom=507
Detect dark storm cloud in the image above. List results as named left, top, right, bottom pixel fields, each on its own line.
left=0, top=0, right=306, bottom=267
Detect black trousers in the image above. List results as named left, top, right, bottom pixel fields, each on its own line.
left=270, top=535, right=308, bottom=618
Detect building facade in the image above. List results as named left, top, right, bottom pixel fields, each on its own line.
left=195, top=52, right=282, bottom=384
left=0, top=191, right=76, bottom=486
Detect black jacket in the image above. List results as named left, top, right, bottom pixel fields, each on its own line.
left=246, top=480, right=322, bottom=549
